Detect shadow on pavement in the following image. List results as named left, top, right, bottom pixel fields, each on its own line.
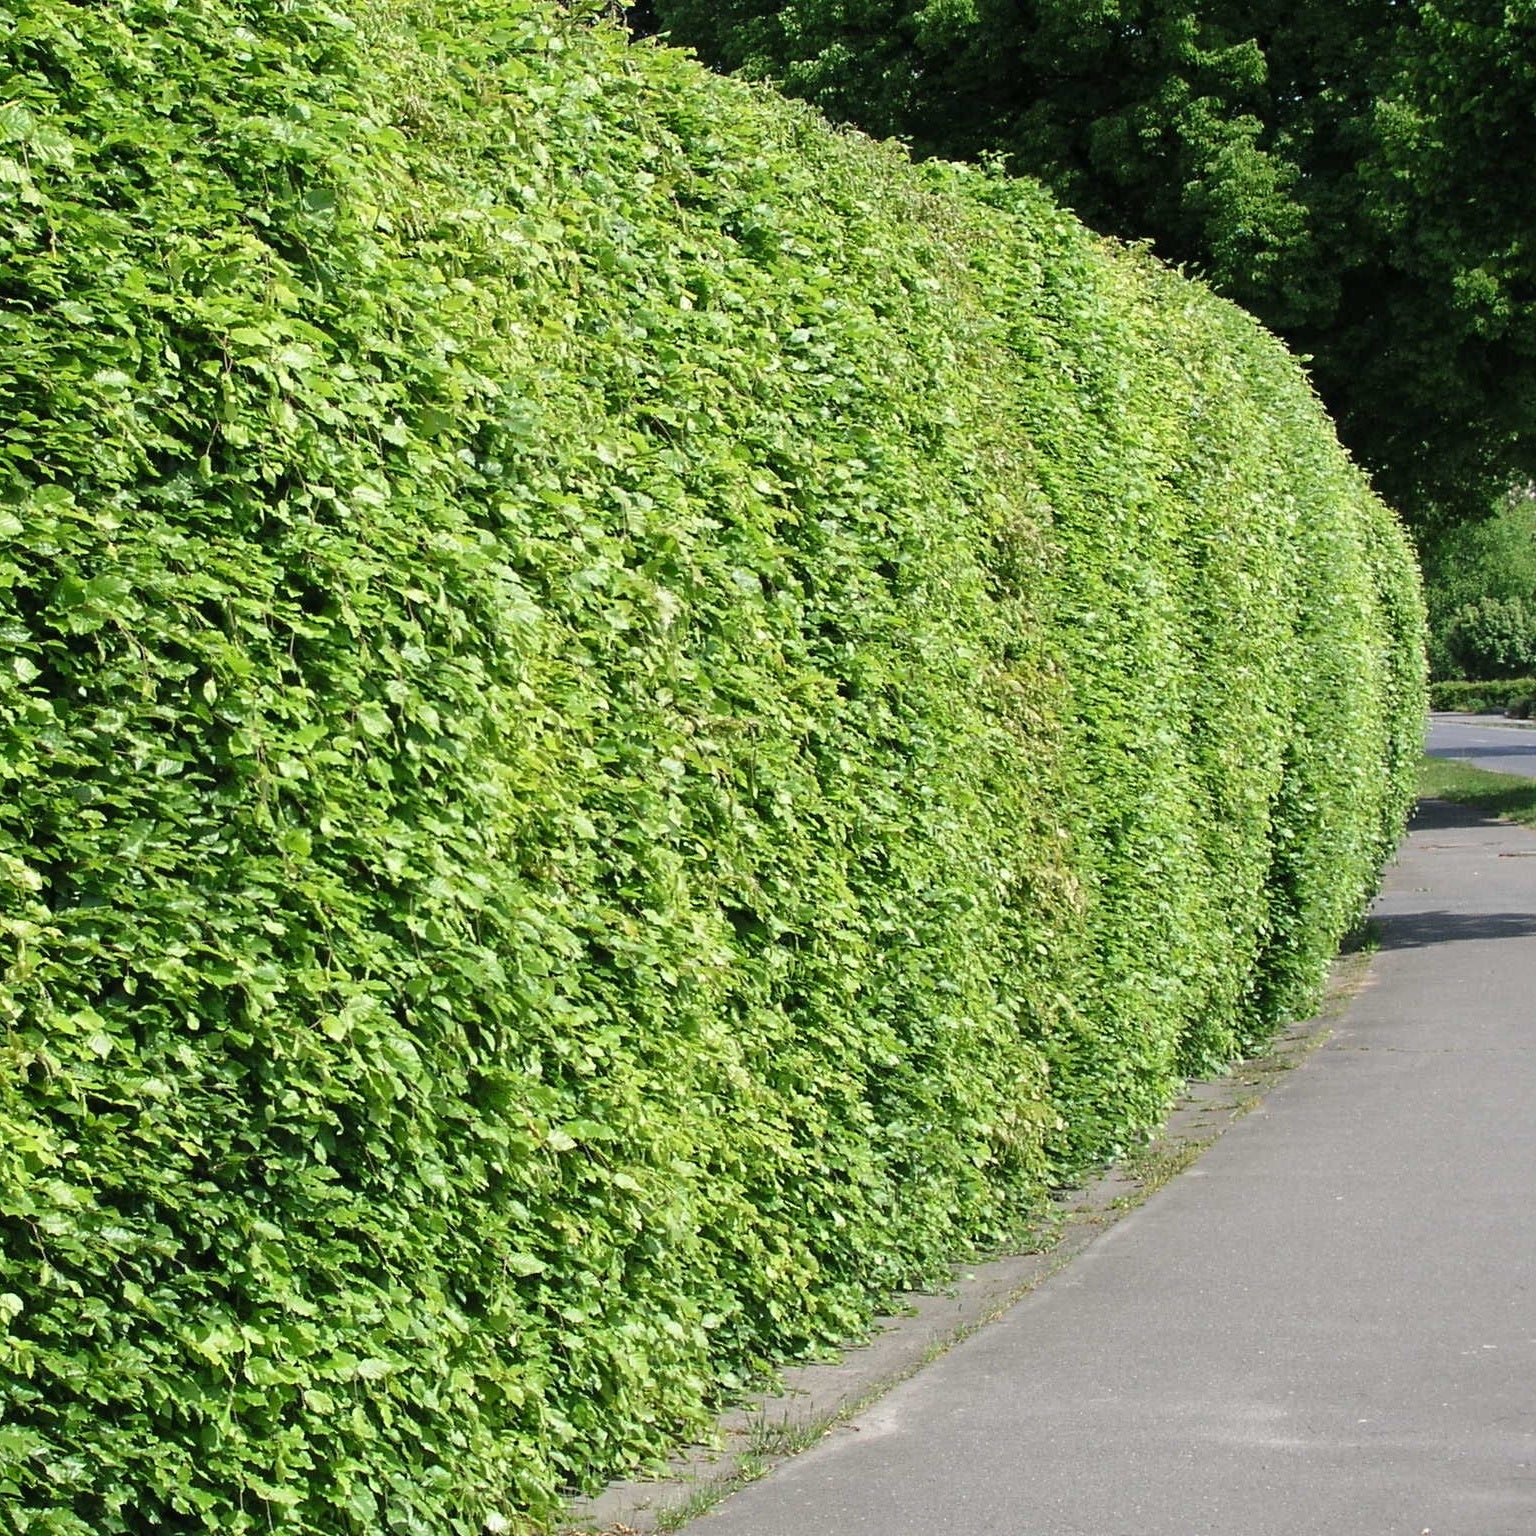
left=1408, top=798, right=1524, bottom=832
left=1375, top=909, right=1536, bottom=950
left=1376, top=799, right=1536, bottom=950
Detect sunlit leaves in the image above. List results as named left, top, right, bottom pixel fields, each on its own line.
left=0, top=0, right=1422, bottom=1531
left=651, top=0, right=1536, bottom=527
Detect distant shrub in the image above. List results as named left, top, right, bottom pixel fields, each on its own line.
left=1419, top=489, right=1536, bottom=679
left=1442, top=596, right=1536, bottom=680
left=0, top=0, right=1425, bottom=1529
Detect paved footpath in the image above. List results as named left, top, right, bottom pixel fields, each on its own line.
left=696, top=799, right=1536, bottom=1536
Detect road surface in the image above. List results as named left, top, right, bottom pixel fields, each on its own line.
left=1426, top=712, right=1536, bottom=780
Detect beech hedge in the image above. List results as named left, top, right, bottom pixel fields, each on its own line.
left=0, top=0, right=1424, bottom=1530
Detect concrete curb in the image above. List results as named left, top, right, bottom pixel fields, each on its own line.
left=560, top=948, right=1373, bottom=1535
left=1431, top=710, right=1536, bottom=731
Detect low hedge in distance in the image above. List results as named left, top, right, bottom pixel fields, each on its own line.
left=1428, top=678, right=1536, bottom=716
left=0, top=0, right=1425, bottom=1530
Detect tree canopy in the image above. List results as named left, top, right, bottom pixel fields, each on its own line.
left=646, top=0, right=1536, bottom=529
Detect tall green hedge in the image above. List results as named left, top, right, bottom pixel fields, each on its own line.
left=0, top=1, right=1424, bottom=1530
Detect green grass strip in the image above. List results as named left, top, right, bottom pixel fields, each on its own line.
left=1419, top=754, right=1536, bottom=830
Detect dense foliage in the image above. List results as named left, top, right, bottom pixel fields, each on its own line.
left=1428, top=677, right=1536, bottom=715
left=0, top=0, right=1423, bottom=1530
left=1419, top=491, right=1536, bottom=677
left=647, top=0, right=1536, bottom=530
left=1440, top=597, right=1536, bottom=680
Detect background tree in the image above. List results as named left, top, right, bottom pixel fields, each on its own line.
left=645, top=0, right=1536, bottom=529
left=1440, top=596, right=1536, bottom=678
left=1420, top=488, right=1536, bottom=673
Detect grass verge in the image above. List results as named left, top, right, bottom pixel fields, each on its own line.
left=1418, top=754, right=1536, bottom=830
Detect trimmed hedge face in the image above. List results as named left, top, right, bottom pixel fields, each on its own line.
left=0, top=0, right=1424, bottom=1529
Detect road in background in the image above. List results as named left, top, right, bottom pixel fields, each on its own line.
left=1427, top=712, right=1536, bottom=779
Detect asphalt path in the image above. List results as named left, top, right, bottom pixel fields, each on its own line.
left=1427, top=712, right=1536, bottom=780
left=695, top=798, right=1536, bottom=1536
